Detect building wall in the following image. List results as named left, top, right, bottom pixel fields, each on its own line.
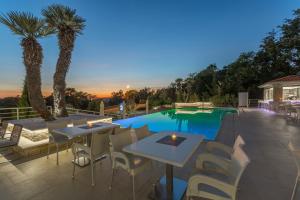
left=273, top=85, right=283, bottom=102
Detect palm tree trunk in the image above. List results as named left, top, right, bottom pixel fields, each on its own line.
left=21, top=38, right=54, bottom=121
left=53, top=30, right=75, bottom=117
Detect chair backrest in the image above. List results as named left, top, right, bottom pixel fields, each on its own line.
left=72, top=118, right=87, bottom=126
left=233, top=135, right=245, bottom=150
left=10, top=124, right=23, bottom=145
left=47, top=120, right=68, bottom=141
left=90, top=129, right=113, bottom=157
left=288, top=142, right=300, bottom=172
left=229, top=146, right=250, bottom=187
left=109, top=130, right=132, bottom=152
left=135, top=125, right=151, bottom=140
left=47, top=121, right=68, bottom=135
left=113, top=125, right=131, bottom=135
left=0, top=121, right=8, bottom=138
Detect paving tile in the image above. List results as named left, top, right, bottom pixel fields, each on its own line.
left=0, top=108, right=299, bottom=200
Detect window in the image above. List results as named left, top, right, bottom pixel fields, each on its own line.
left=283, top=86, right=300, bottom=100
left=264, top=88, right=273, bottom=100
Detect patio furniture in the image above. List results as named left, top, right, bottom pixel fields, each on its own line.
left=47, top=121, right=69, bottom=165
left=53, top=122, right=119, bottom=167
left=0, top=121, right=8, bottom=139
left=109, top=130, right=152, bottom=200
left=72, top=118, right=87, bottom=126
left=135, top=125, right=151, bottom=140
left=0, top=124, right=23, bottom=148
left=186, top=147, right=250, bottom=200
left=288, top=142, right=300, bottom=200
left=112, top=125, right=131, bottom=135
left=205, top=135, right=245, bottom=159
left=123, top=131, right=204, bottom=200
left=72, top=118, right=88, bottom=144
left=72, top=129, right=113, bottom=186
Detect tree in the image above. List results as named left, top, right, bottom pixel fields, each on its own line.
left=42, top=4, right=85, bottom=117
left=279, top=9, right=300, bottom=72
left=18, top=77, right=30, bottom=107
left=0, top=12, right=54, bottom=120
left=110, top=90, right=124, bottom=105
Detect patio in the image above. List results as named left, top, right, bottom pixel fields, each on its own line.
left=0, top=108, right=299, bottom=200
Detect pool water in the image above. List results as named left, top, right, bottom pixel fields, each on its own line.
left=114, top=107, right=237, bottom=140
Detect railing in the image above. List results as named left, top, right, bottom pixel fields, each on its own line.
left=66, top=108, right=100, bottom=115
left=0, top=106, right=52, bottom=121
left=0, top=104, right=149, bottom=122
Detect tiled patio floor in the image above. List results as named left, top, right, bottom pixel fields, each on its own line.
left=0, top=108, right=299, bottom=200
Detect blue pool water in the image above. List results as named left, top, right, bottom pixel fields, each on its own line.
left=114, top=107, right=237, bottom=140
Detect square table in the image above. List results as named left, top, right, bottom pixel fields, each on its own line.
left=53, top=122, right=119, bottom=139
left=123, top=131, right=204, bottom=200
left=53, top=122, right=119, bottom=166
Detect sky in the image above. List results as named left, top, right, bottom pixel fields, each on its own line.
left=0, top=0, right=299, bottom=98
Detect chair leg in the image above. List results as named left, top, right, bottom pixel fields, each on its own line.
left=72, top=153, right=76, bottom=179
left=91, top=160, right=95, bottom=186
left=56, top=144, right=59, bottom=166
left=132, top=175, right=136, bottom=200
left=291, top=176, right=299, bottom=200
left=47, top=143, right=50, bottom=159
left=109, top=168, right=115, bottom=190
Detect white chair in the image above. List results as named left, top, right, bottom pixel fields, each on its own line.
left=135, top=125, right=151, bottom=140
left=72, top=129, right=113, bottom=186
left=288, top=142, right=300, bottom=200
left=112, top=125, right=131, bottom=135
left=205, top=135, right=245, bottom=159
left=109, top=130, right=152, bottom=200
left=47, top=121, right=69, bottom=165
left=187, top=147, right=250, bottom=200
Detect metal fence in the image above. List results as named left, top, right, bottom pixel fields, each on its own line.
left=0, top=106, right=52, bottom=121
left=0, top=106, right=123, bottom=122
left=66, top=108, right=101, bottom=115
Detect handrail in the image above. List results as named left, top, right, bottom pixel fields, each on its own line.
left=0, top=106, right=52, bottom=121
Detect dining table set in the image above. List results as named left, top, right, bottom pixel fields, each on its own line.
left=52, top=121, right=204, bottom=200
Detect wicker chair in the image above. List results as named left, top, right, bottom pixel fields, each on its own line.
left=47, top=121, right=69, bottom=165
left=0, top=124, right=23, bottom=148
left=109, top=130, right=152, bottom=200
left=72, top=129, right=113, bottom=186
left=0, top=121, right=8, bottom=139
left=288, top=142, right=300, bottom=200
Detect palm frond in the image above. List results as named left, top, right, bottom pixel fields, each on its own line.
left=42, top=4, right=85, bottom=34
left=0, top=11, right=54, bottom=38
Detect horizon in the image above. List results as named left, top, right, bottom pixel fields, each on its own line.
left=0, top=0, right=300, bottom=98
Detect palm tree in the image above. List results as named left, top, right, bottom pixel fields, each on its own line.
left=0, top=12, right=54, bottom=121
left=42, top=4, right=85, bottom=117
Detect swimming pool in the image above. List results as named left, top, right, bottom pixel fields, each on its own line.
left=114, top=107, right=237, bottom=140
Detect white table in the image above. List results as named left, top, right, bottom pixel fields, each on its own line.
left=53, top=122, right=119, bottom=139
left=123, top=131, right=204, bottom=200
left=53, top=122, right=119, bottom=166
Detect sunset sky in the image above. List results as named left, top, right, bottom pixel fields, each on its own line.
left=0, top=0, right=299, bottom=98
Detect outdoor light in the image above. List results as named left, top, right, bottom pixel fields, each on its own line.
left=171, top=133, right=177, bottom=140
